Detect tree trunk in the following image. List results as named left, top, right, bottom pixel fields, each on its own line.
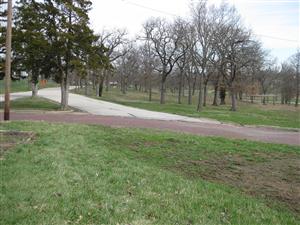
left=178, top=72, right=183, bottom=104
left=61, top=75, right=69, bottom=110
left=149, top=80, right=152, bottom=102
left=220, top=87, right=226, bottom=105
left=80, top=78, right=83, bottom=88
left=239, top=91, right=243, bottom=100
left=197, top=75, right=203, bottom=111
left=144, top=76, right=148, bottom=93
left=105, top=72, right=109, bottom=92
left=122, top=80, right=126, bottom=94
left=121, top=75, right=127, bottom=94
left=160, top=75, right=166, bottom=104
left=31, top=82, right=38, bottom=97
left=188, top=83, right=192, bottom=105
left=96, top=83, right=99, bottom=97
left=230, top=88, right=237, bottom=111
left=182, top=78, right=185, bottom=97
left=31, top=70, right=39, bottom=97
left=92, top=75, right=96, bottom=90
left=99, top=77, right=104, bottom=97
left=203, top=81, right=208, bottom=107
left=192, top=75, right=197, bottom=96
left=84, top=78, right=88, bottom=96
left=262, top=90, right=267, bottom=105
left=212, top=84, right=218, bottom=106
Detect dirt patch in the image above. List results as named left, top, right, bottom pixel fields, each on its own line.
left=258, top=103, right=300, bottom=112
left=173, top=152, right=300, bottom=214
left=0, top=130, right=35, bottom=158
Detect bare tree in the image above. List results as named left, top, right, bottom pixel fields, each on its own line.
left=256, top=57, right=278, bottom=104
left=174, top=18, right=191, bottom=104
left=139, top=41, right=157, bottom=101
left=96, top=29, right=128, bottom=97
left=144, top=18, right=184, bottom=104
left=279, top=63, right=296, bottom=104
left=215, top=3, right=257, bottom=111
left=116, top=44, right=140, bottom=94
left=290, top=50, right=300, bottom=107
left=191, top=1, right=218, bottom=111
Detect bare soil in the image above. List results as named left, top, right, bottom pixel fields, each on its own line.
left=0, top=130, right=35, bottom=158
left=173, top=151, right=300, bottom=214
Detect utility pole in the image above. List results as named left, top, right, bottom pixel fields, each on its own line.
left=295, top=50, right=299, bottom=107
left=4, top=0, right=12, bottom=120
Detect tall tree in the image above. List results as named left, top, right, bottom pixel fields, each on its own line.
left=41, top=0, right=95, bottom=109
left=14, top=0, right=52, bottom=96
left=191, top=1, right=218, bottom=111
left=174, top=18, right=191, bottom=104
left=215, top=3, right=256, bottom=111
left=96, top=29, right=127, bottom=97
left=144, top=18, right=184, bottom=104
left=139, top=41, right=157, bottom=101
left=290, top=51, right=300, bottom=107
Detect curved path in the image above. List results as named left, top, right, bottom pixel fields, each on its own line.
left=1, top=88, right=219, bottom=124
left=1, top=111, right=299, bottom=146
left=1, top=88, right=299, bottom=146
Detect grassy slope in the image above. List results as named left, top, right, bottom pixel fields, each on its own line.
left=0, top=121, right=299, bottom=225
left=74, top=88, right=300, bottom=128
left=0, top=79, right=59, bottom=94
left=0, top=97, right=61, bottom=111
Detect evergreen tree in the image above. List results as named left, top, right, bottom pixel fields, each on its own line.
left=14, top=0, right=106, bottom=108
left=14, top=0, right=51, bottom=95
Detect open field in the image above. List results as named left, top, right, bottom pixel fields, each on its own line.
left=0, top=79, right=59, bottom=94
left=0, top=121, right=299, bottom=224
left=73, top=88, right=300, bottom=129
left=0, top=97, right=61, bottom=111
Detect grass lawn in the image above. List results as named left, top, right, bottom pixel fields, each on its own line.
left=0, top=79, right=59, bottom=94
left=0, top=97, right=61, bottom=111
left=0, top=121, right=299, bottom=224
left=73, top=88, right=300, bottom=129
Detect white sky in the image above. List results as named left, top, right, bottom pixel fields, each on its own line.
left=89, top=0, right=300, bottom=62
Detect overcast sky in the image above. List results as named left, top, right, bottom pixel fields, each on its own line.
left=89, top=0, right=299, bottom=62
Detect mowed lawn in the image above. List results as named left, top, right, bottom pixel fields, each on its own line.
left=0, top=97, right=61, bottom=111
left=1, top=121, right=299, bottom=225
left=74, top=88, right=300, bottom=129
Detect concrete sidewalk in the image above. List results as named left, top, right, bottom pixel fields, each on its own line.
left=0, top=87, right=220, bottom=124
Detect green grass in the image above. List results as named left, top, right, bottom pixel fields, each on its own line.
left=74, top=88, right=300, bottom=129
left=0, top=79, right=59, bottom=94
left=0, top=97, right=61, bottom=111
left=0, top=121, right=299, bottom=224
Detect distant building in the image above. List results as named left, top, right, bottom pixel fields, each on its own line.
left=109, top=81, right=118, bottom=87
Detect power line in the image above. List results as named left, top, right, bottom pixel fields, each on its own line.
left=122, top=0, right=178, bottom=17
left=255, top=34, right=299, bottom=43
left=122, top=0, right=299, bottom=43
left=190, top=0, right=300, bottom=3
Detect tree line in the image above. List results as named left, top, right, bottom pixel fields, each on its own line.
left=0, top=0, right=299, bottom=110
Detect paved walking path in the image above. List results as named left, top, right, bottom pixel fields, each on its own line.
left=0, top=88, right=219, bottom=123
left=1, top=111, right=299, bottom=146
left=1, top=88, right=299, bottom=146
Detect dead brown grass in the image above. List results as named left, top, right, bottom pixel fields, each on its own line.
left=173, top=151, right=300, bottom=214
